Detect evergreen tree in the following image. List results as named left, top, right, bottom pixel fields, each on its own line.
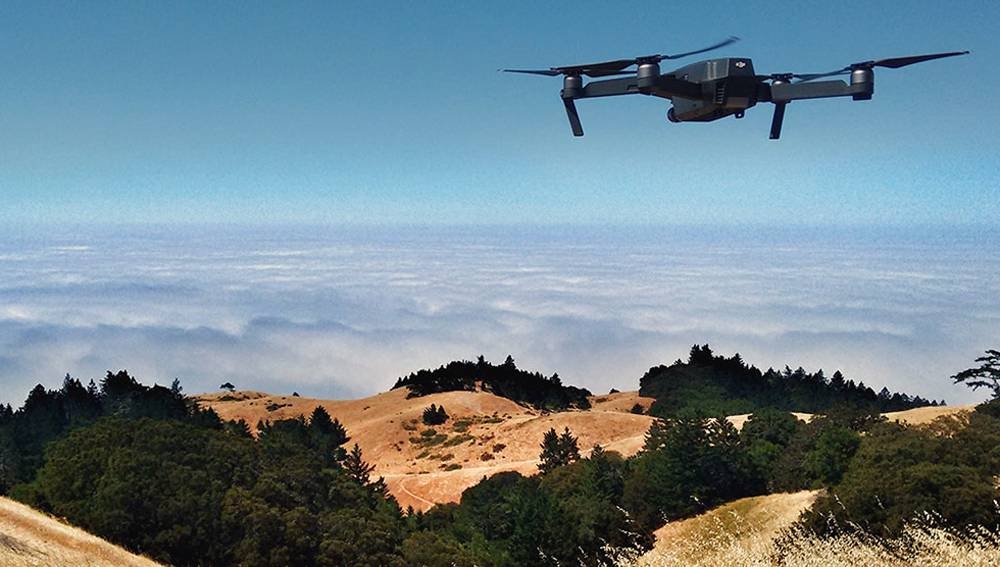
left=952, top=349, right=1000, bottom=399
left=422, top=404, right=448, bottom=425
left=344, top=443, right=376, bottom=487
left=538, top=427, right=580, bottom=474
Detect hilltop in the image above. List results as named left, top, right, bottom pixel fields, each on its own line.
left=197, top=388, right=656, bottom=510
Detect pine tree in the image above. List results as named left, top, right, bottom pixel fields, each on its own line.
left=538, top=427, right=580, bottom=474
left=422, top=404, right=448, bottom=425
left=952, top=349, right=1000, bottom=399
left=344, top=443, right=376, bottom=486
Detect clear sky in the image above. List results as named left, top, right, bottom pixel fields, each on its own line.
left=1, top=0, right=997, bottom=227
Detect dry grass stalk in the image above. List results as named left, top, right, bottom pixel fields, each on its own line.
left=608, top=508, right=1000, bottom=567
left=0, top=497, right=162, bottom=567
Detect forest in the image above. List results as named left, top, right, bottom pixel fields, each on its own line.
left=641, top=344, right=940, bottom=418
left=0, top=347, right=997, bottom=566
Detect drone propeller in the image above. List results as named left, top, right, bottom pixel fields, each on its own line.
left=775, top=50, right=969, bottom=83
left=500, top=36, right=740, bottom=78
left=764, top=50, right=968, bottom=140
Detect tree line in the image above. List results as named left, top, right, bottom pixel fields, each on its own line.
left=640, top=344, right=940, bottom=418
left=392, top=355, right=592, bottom=411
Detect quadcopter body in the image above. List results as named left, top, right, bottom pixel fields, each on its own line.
left=503, top=39, right=967, bottom=139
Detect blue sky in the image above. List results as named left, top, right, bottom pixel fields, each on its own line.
left=1, top=1, right=998, bottom=226
left=0, top=3, right=997, bottom=406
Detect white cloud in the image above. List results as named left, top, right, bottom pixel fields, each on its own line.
left=0, top=225, right=997, bottom=407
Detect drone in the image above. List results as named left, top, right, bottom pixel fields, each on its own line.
left=502, top=38, right=968, bottom=139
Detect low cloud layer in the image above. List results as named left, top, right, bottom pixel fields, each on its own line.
left=1, top=225, right=997, bottom=407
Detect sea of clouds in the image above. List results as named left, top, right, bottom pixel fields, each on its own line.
left=1, top=224, right=997, bottom=407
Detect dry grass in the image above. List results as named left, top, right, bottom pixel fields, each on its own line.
left=197, top=388, right=655, bottom=510
left=197, top=387, right=979, bottom=512
left=607, top=495, right=1000, bottom=567
left=649, top=491, right=821, bottom=559
left=0, top=497, right=161, bottom=567
left=883, top=404, right=975, bottom=426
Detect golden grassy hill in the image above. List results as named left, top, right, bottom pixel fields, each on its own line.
left=630, top=488, right=1000, bottom=567
left=883, top=403, right=975, bottom=425
left=196, top=388, right=974, bottom=512
left=197, top=388, right=656, bottom=511
left=641, top=490, right=821, bottom=565
left=0, top=496, right=161, bottom=567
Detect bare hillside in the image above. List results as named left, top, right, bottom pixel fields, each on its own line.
left=0, top=496, right=161, bottom=567
left=198, top=388, right=656, bottom=510
left=198, top=388, right=974, bottom=511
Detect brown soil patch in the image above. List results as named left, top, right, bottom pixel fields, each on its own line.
left=0, top=496, right=161, bottom=567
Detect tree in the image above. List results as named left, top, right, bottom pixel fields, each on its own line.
left=344, top=443, right=376, bottom=487
left=803, top=425, right=861, bottom=485
left=422, top=404, right=448, bottom=426
left=309, top=406, right=349, bottom=464
left=538, top=427, right=580, bottom=474
left=220, top=382, right=236, bottom=392
left=952, top=349, right=1000, bottom=399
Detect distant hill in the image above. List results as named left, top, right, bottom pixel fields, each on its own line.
left=640, top=345, right=938, bottom=418
left=198, top=388, right=654, bottom=511
left=391, top=355, right=592, bottom=410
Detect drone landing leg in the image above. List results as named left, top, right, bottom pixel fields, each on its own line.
left=769, top=102, right=787, bottom=140
left=562, top=98, right=584, bottom=137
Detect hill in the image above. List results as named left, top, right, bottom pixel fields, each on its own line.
left=640, top=345, right=939, bottom=418
left=631, top=488, right=1000, bottom=567
left=641, top=490, right=821, bottom=565
left=199, top=387, right=971, bottom=512
left=0, top=496, right=161, bottom=567
left=197, top=388, right=656, bottom=510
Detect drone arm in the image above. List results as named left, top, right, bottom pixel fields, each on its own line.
left=578, top=76, right=641, bottom=98
left=575, top=75, right=701, bottom=100
left=768, top=80, right=870, bottom=102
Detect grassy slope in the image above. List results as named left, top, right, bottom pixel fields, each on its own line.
left=631, top=489, right=1000, bottom=567
left=0, top=496, right=161, bottom=567
left=197, top=389, right=973, bottom=512
left=642, top=491, right=821, bottom=563
left=197, top=388, right=656, bottom=511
